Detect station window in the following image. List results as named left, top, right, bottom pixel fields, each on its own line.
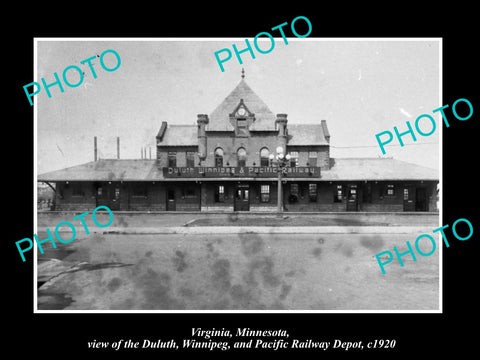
left=348, top=186, right=357, bottom=200
left=186, top=151, right=195, bottom=167
left=260, top=185, right=270, bottom=202
left=215, top=185, right=225, bottom=202
left=334, top=185, right=343, bottom=202
left=260, top=148, right=270, bottom=167
left=183, top=187, right=197, bottom=199
left=289, top=183, right=299, bottom=203
left=168, top=151, right=177, bottom=167
left=308, top=151, right=317, bottom=166
left=214, top=148, right=224, bottom=167
left=132, top=184, right=147, bottom=197
left=72, top=183, right=83, bottom=197
left=237, top=147, right=247, bottom=167
left=403, top=188, right=409, bottom=200
left=97, top=186, right=102, bottom=196
left=386, top=184, right=395, bottom=196
left=308, top=183, right=317, bottom=202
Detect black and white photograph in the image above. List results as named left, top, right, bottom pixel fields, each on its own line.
left=6, top=7, right=478, bottom=357
left=34, top=38, right=440, bottom=312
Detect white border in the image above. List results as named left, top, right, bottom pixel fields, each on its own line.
left=33, top=37, right=443, bottom=314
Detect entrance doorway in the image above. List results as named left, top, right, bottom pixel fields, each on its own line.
left=234, top=184, right=250, bottom=211
left=403, top=186, right=427, bottom=211
left=166, top=188, right=176, bottom=211
left=346, top=185, right=358, bottom=211
left=96, top=183, right=120, bottom=210
left=415, top=187, right=427, bottom=211
left=403, top=186, right=415, bottom=211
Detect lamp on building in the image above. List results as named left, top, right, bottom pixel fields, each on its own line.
left=269, top=146, right=291, bottom=215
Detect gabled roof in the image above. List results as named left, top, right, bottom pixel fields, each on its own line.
left=37, top=159, right=164, bottom=182
left=157, top=125, right=198, bottom=146
left=287, top=124, right=330, bottom=146
left=207, top=79, right=276, bottom=131
left=322, top=158, right=439, bottom=181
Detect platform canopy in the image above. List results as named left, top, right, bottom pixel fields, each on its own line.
left=37, top=158, right=438, bottom=182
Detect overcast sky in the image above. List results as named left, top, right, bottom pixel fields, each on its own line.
left=36, top=39, right=440, bottom=175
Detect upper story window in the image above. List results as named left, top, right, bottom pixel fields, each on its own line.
left=168, top=151, right=177, bottom=167
left=308, top=151, right=317, bottom=166
left=260, top=147, right=270, bottom=167
left=237, top=147, right=247, bottom=167
left=214, top=148, right=224, bottom=167
left=186, top=151, right=195, bottom=167
left=289, top=151, right=299, bottom=167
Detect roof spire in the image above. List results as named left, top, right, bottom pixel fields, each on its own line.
left=241, top=68, right=245, bottom=79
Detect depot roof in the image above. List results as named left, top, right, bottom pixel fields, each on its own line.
left=157, top=125, right=197, bottom=146
left=207, top=79, right=276, bottom=131
left=287, top=124, right=330, bottom=146
left=37, top=158, right=439, bottom=182
left=322, top=158, right=439, bottom=181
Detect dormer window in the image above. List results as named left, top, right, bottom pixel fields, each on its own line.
left=232, top=99, right=251, bottom=137
left=236, top=118, right=248, bottom=137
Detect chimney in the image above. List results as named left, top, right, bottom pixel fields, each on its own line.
left=117, top=137, right=120, bottom=159
left=321, top=120, right=330, bottom=143
left=275, top=114, right=288, bottom=153
left=156, top=121, right=167, bottom=141
left=94, top=136, right=97, bottom=161
left=197, top=114, right=209, bottom=161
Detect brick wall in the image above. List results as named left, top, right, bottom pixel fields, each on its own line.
left=54, top=182, right=96, bottom=211
left=51, top=180, right=437, bottom=213
left=203, top=132, right=279, bottom=167
left=157, top=146, right=198, bottom=167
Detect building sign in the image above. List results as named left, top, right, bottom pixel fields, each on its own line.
left=163, top=166, right=320, bottom=178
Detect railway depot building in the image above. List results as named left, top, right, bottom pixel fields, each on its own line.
left=38, top=75, right=439, bottom=213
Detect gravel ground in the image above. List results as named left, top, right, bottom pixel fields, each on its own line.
left=37, top=231, right=439, bottom=311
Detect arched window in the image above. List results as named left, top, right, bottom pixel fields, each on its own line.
left=214, top=147, right=224, bottom=167
left=237, top=147, right=247, bottom=167
left=260, top=147, right=270, bottom=167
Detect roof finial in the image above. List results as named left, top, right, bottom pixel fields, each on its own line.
left=241, top=68, right=245, bottom=79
